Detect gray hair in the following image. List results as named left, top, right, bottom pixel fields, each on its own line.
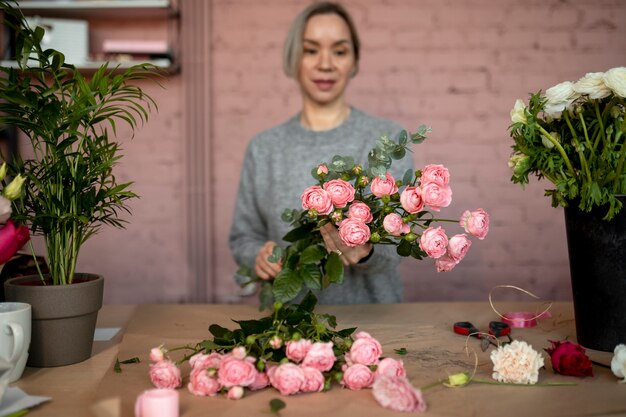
left=282, top=2, right=360, bottom=78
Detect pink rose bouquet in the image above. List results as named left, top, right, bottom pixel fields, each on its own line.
left=250, top=126, right=489, bottom=307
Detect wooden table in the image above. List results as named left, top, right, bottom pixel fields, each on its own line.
left=11, top=302, right=626, bottom=417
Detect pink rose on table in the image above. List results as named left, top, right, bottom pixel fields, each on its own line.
left=187, top=368, right=221, bottom=396
left=421, top=182, right=452, bottom=211
left=338, top=218, right=371, bottom=247
left=400, top=186, right=424, bottom=213
left=301, top=185, right=333, bottom=215
left=300, top=366, right=325, bottom=393
left=346, top=331, right=382, bottom=366
left=347, top=201, right=373, bottom=223
left=342, top=363, right=375, bottom=390
left=227, top=386, right=244, bottom=400
left=383, top=213, right=410, bottom=236
left=370, top=172, right=399, bottom=197
left=189, top=352, right=222, bottom=370
left=447, top=234, right=472, bottom=263
left=546, top=340, right=593, bottom=377
left=323, top=179, right=355, bottom=208
left=419, top=164, right=450, bottom=186
left=270, top=336, right=283, bottom=349
left=435, top=253, right=457, bottom=272
left=269, top=363, right=305, bottom=395
left=460, top=208, right=490, bottom=240
left=149, top=346, right=165, bottom=362
left=149, top=360, right=182, bottom=389
left=285, top=339, right=313, bottom=363
left=217, top=356, right=257, bottom=388
left=248, top=370, right=270, bottom=391
left=372, top=376, right=427, bottom=413
left=419, top=227, right=449, bottom=259
left=375, top=357, right=406, bottom=378
left=302, top=341, right=336, bottom=372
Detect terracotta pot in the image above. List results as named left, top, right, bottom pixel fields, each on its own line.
left=3, top=274, right=104, bottom=367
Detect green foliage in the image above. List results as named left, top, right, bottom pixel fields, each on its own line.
left=508, top=78, right=626, bottom=220
left=0, top=1, right=161, bottom=284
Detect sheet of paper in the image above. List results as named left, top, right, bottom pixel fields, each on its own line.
left=0, top=387, right=50, bottom=417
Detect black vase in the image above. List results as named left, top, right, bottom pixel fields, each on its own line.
left=563, top=195, right=626, bottom=352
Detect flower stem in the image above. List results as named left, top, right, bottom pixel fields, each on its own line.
left=562, top=112, right=592, bottom=185
left=536, top=125, right=576, bottom=177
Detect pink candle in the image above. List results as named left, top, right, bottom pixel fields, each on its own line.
left=135, top=388, right=179, bottom=417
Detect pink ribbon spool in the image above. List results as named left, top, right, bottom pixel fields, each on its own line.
left=502, top=311, right=552, bottom=328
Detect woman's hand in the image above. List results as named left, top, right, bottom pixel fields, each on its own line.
left=255, top=241, right=283, bottom=280
left=319, top=223, right=372, bottom=266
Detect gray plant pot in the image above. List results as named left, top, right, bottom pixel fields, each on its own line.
left=3, top=274, right=104, bottom=367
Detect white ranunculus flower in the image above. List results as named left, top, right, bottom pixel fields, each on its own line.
left=604, top=67, right=626, bottom=98
left=573, top=72, right=612, bottom=99
left=611, top=344, right=626, bottom=383
left=491, top=340, right=544, bottom=384
left=0, top=195, right=11, bottom=223
left=544, top=81, right=580, bottom=118
left=510, top=99, right=527, bottom=124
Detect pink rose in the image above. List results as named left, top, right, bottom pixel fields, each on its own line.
left=0, top=219, right=30, bottom=265
left=149, top=360, right=182, bottom=389
left=370, top=172, right=399, bottom=197
left=419, top=227, right=449, bottom=259
left=229, top=346, right=247, bottom=360
left=300, top=366, right=325, bottom=393
left=286, top=339, right=313, bottom=363
left=227, top=386, right=244, bottom=400
left=419, top=164, right=450, bottom=186
left=270, top=336, right=283, bottom=350
left=435, top=253, right=457, bottom=272
left=421, top=182, right=452, bottom=212
left=302, top=341, right=336, bottom=372
left=189, top=352, right=222, bottom=370
left=149, top=346, right=165, bottom=362
left=317, top=164, right=328, bottom=176
left=375, top=357, right=406, bottom=378
left=346, top=332, right=382, bottom=366
left=372, top=376, right=427, bottom=413
left=347, top=201, right=373, bottom=223
left=338, top=218, right=371, bottom=247
left=270, top=363, right=305, bottom=395
left=301, top=185, right=333, bottom=215
left=342, top=364, right=375, bottom=390
left=447, top=234, right=471, bottom=263
left=460, top=208, right=490, bottom=240
left=249, top=370, right=270, bottom=391
left=383, top=213, right=410, bottom=236
left=400, top=186, right=424, bottom=214
left=546, top=340, right=593, bottom=377
left=323, top=179, right=355, bottom=208
left=187, top=368, right=221, bottom=396
left=217, top=357, right=257, bottom=388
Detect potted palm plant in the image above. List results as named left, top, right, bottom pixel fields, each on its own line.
left=507, top=67, right=626, bottom=352
left=0, top=1, right=159, bottom=366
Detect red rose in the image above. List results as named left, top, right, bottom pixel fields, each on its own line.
left=546, top=340, right=593, bottom=377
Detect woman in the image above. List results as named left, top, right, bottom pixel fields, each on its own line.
left=229, top=2, right=413, bottom=304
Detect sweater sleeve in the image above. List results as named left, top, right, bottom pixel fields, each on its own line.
left=228, top=142, right=267, bottom=270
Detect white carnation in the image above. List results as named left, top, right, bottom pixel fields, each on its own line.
left=510, top=99, right=527, bottom=124
left=573, top=72, right=612, bottom=99
left=611, top=344, right=626, bottom=383
left=491, top=340, right=544, bottom=384
left=544, top=81, right=580, bottom=118
left=604, top=67, right=626, bottom=98
left=0, top=196, right=11, bottom=223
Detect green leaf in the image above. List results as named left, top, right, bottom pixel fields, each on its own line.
left=259, top=282, right=275, bottom=311
left=402, top=168, right=414, bottom=186
left=209, top=324, right=230, bottom=338
left=297, top=291, right=318, bottom=313
left=114, top=358, right=121, bottom=373
left=324, top=252, right=344, bottom=284
left=299, top=244, right=326, bottom=264
left=199, top=340, right=221, bottom=351
left=300, top=264, right=322, bottom=290
left=391, top=145, right=406, bottom=160
left=267, top=246, right=283, bottom=263
left=282, top=222, right=315, bottom=243
left=397, top=129, right=408, bottom=146
left=119, top=357, right=140, bottom=364
left=394, top=347, right=408, bottom=355
left=396, top=239, right=412, bottom=257
left=270, top=398, right=286, bottom=415
left=233, top=317, right=274, bottom=336
left=272, top=268, right=303, bottom=303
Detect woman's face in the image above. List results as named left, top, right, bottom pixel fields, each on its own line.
left=297, top=13, right=356, bottom=107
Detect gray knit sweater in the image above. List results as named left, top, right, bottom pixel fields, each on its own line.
left=228, top=108, right=413, bottom=304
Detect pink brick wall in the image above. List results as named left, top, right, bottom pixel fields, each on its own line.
left=61, top=0, right=625, bottom=304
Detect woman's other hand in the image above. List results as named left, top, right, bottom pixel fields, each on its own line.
left=255, top=241, right=283, bottom=280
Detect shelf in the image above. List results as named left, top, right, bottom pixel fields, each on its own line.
left=1, top=57, right=173, bottom=72
left=17, top=0, right=177, bottom=19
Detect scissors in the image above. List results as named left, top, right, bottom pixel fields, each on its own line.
left=453, top=321, right=511, bottom=339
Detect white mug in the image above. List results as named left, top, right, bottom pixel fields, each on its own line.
left=0, top=302, right=31, bottom=383
left=135, top=388, right=179, bottom=417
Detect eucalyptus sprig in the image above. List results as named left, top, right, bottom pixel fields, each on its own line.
left=508, top=68, right=626, bottom=220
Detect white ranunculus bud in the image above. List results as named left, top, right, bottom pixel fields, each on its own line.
left=0, top=195, right=12, bottom=223
left=544, top=81, right=580, bottom=118
left=541, top=131, right=560, bottom=149
left=604, top=67, right=626, bottom=98
left=573, top=72, right=612, bottom=99
left=510, top=99, right=527, bottom=124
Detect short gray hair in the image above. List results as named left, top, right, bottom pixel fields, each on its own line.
left=282, top=2, right=360, bottom=78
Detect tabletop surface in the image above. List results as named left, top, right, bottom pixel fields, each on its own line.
left=10, top=302, right=626, bottom=417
